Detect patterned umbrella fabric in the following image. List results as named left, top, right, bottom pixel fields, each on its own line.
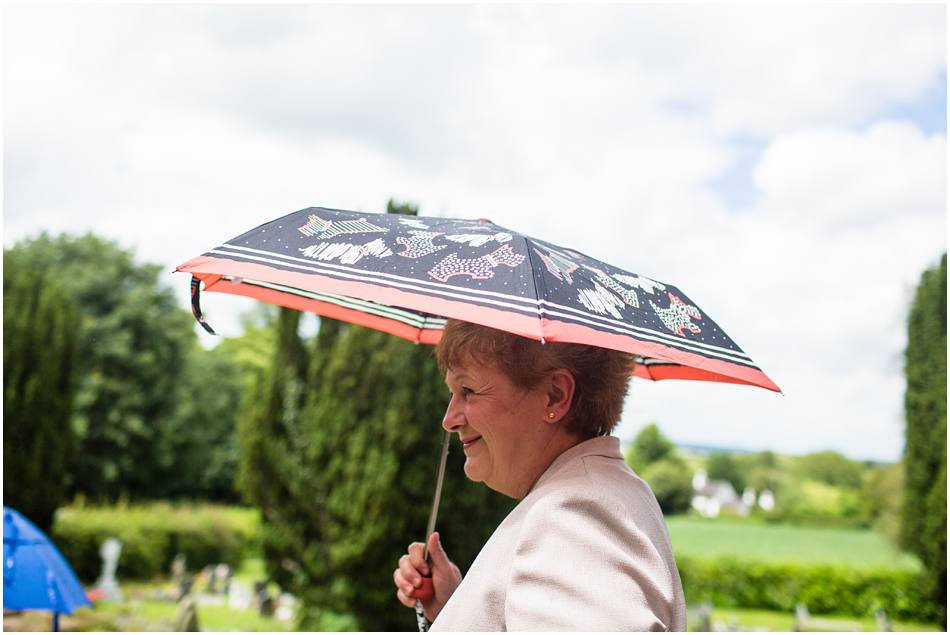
left=3, top=507, right=91, bottom=616
left=176, top=206, right=779, bottom=392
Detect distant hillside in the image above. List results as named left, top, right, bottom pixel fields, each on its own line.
left=673, top=442, right=895, bottom=466
left=675, top=442, right=757, bottom=456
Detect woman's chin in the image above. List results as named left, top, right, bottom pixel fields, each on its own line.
left=463, top=459, right=487, bottom=483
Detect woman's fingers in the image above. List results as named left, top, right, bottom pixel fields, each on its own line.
left=427, top=531, right=451, bottom=569
left=395, top=585, right=418, bottom=609
left=398, top=551, right=423, bottom=587
left=393, top=567, right=416, bottom=597
left=407, top=541, right=429, bottom=576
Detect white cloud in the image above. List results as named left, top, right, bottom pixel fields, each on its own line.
left=754, top=122, right=946, bottom=227
left=616, top=122, right=946, bottom=462
left=3, top=3, right=945, bottom=462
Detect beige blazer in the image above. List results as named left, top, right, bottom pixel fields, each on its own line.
left=430, top=435, right=686, bottom=632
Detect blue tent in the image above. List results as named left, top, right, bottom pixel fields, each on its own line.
left=3, top=506, right=91, bottom=630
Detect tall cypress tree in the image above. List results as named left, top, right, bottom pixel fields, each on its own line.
left=238, top=200, right=515, bottom=631
left=901, top=253, right=946, bottom=626
left=295, top=325, right=513, bottom=631
left=3, top=250, right=79, bottom=532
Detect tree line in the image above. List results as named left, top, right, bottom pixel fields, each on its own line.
left=4, top=233, right=280, bottom=523
left=3, top=219, right=944, bottom=627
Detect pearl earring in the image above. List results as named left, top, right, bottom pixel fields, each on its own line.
left=548, top=412, right=556, bottom=419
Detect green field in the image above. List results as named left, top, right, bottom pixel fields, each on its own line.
left=693, top=607, right=942, bottom=632
left=666, top=516, right=920, bottom=569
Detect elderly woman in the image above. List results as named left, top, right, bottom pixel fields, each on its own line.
left=393, top=319, right=686, bottom=631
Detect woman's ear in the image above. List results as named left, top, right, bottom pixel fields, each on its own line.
left=545, top=368, right=575, bottom=423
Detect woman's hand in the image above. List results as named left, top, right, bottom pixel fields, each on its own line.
left=394, top=531, right=462, bottom=621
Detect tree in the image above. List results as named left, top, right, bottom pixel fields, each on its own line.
left=3, top=250, right=80, bottom=532
left=162, top=343, right=246, bottom=501
left=742, top=451, right=781, bottom=492
left=862, top=462, right=903, bottom=545
left=625, top=423, right=675, bottom=474
left=706, top=452, right=746, bottom=493
left=901, top=253, right=946, bottom=626
left=640, top=458, right=693, bottom=514
left=795, top=451, right=863, bottom=489
left=6, top=233, right=197, bottom=501
left=238, top=200, right=516, bottom=631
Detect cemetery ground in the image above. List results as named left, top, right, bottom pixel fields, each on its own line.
left=4, top=509, right=942, bottom=632
left=2, top=557, right=293, bottom=632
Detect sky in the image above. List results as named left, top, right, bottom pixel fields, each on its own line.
left=4, top=3, right=946, bottom=462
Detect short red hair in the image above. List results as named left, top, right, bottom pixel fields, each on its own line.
left=435, top=319, right=635, bottom=438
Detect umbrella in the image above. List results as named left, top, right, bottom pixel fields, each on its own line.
left=3, top=507, right=92, bottom=631
left=176, top=206, right=779, bottom=392
left=175, top=205, right=780, bottom=629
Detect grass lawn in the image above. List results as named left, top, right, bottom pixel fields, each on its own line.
left=666, top=516, right=920, bottom=569
left=691, top=607, right=943, bottom=632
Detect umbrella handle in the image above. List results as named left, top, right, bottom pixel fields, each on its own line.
left=413, top=576, right=434, bottom=600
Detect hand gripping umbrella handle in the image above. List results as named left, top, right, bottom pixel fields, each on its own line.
left=414, top=429, right=451, bottom=631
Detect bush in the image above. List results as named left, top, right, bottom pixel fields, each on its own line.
left=51, top=502, right=259, bottom=582
left=677, top=555, right=941, bottom=623
left=766, top=479, right=869, bottom=528
left=706, top=452, right=746, bottom=493
left=641, top=458, right=693, bottom=514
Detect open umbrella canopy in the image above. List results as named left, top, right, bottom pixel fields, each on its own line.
left=176, top=206, right=779, bottom=392
left=3, top=507, right=91, bottom=615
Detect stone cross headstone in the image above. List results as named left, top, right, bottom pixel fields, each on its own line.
left=875, top=608, right=891, bottom=632
left=793, top=603, right=810, bottom=631
left=95, top=538, right=123, bottom=602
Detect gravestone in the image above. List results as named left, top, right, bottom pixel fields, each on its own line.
left=172, top=594, right=200, bottom=632
left=171, top=554, right=187, bottom=596
left=875, top=609, right=891, bottom=632
left=215, top=563, right=232, bottom=597
left=254, top=580, right=274, bottom=617
left=177, top=573, right=194, bottom=602
left=95, top=538, right=123, bottom=602
left=227, top=580, right=253, bottom=610
left=171, top=554, right=186, bottom=581
left=206, top=565, right=219, bottom=594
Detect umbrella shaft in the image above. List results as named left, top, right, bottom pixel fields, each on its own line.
left=423, top=429, right=451, bottom=560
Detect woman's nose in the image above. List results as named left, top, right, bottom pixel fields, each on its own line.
left=442, top=394, right=465, bottom=431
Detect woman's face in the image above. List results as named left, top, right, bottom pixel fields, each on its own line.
left=442, top=358, right=551, bottom=498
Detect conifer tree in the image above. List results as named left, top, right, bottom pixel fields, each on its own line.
left=238, top=200, right=515, bottom=631
left=901, top=253, right=946, bottom=626
left=3, top=250, right=79, bottom=532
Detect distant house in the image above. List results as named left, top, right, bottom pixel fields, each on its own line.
left=691, top=470, right=776, bottom=517
left=691, top=470, right=747, bottom=517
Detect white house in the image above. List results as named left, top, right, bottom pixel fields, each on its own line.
left=691, top=470, right=778, bottom=517
left=690, top=470, right=750, bottom=518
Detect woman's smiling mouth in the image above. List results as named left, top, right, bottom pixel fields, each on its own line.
left=461, top=435, right=482, bottom=450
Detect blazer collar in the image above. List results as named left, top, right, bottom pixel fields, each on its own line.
left=530, top=435, right=625, bottom=493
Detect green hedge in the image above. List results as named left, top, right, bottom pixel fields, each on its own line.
left=52, top=503, right=259, bottom=582
left=678, top=555, right=941, bottom=623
